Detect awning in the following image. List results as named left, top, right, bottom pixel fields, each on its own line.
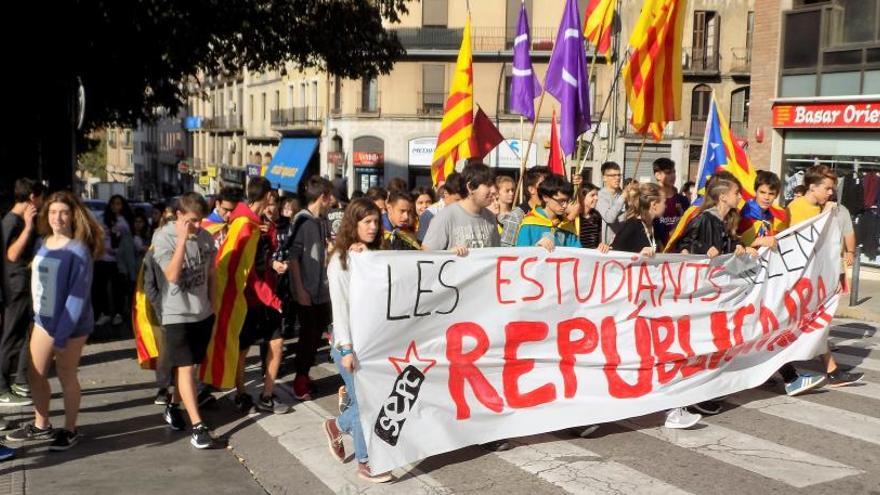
left=263, top=138, right=318, bottom=192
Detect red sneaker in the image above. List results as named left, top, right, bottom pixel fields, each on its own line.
left=323, top=419, right=345, bottom=462
left=292, top=375, right=313, bottom=401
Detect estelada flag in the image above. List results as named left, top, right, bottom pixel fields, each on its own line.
left=664, top=96, right=787, bottom=252
left=132, top=254, right=159, bottom=370
left=548, top=109, right=565, bottom=176
left=431, top=16, right=476, bottom=185
left=623, top=0, right=687, bottom=141
left=200, top=210, right=261, bottom=388
left=583, top=0, right=617, bottom=60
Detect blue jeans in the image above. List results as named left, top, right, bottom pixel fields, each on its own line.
left=330, top=346, right=367, bottom=463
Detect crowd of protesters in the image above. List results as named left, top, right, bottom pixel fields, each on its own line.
left=0, top=157, right=864, bottom=481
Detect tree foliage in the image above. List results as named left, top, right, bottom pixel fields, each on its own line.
left=19, top=0, right=409, bottom=130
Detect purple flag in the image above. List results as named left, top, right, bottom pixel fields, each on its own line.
left=544, top=0, right=591, bottom=155
left=509, top=3, right=542, bottom=122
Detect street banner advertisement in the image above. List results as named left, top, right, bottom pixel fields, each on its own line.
left=349, top=213, right=841, bottom=473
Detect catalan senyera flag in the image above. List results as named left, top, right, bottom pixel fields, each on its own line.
left=431, top=16, right=476, bottom=186
left=664, top=96, right=787, bottom=252
left=199, top=213, right=261, bottom=388
left=623, top=0, right=687, bottom=141
left=132, top=257, right=159, bottom=370
left=583, top=0, right=617, bottom=60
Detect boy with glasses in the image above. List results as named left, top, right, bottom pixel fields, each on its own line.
left=516, top=175, right=580, bottom=250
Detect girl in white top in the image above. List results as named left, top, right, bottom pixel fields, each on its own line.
left=322, top=198, right=392, bottom=483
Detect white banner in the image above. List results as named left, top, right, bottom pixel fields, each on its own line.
left=349, top=212, right=842, bottom=473
left=488, top=139, right=538, bottom=168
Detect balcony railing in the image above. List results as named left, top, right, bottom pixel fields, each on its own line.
left=393, top=26, right=557, bottom=53
left=202, top=113, right=243, bottom=131
left=418, top=92, right=446, bottom=116
left=729, top=47, right=751, bottom=74
left=270, top=107, right=323, bottom=127
left=682, top=47, right=720, bottom=74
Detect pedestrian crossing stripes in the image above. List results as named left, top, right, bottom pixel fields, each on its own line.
left=726, top=391, right=880, bottom=447
left=494, top=434, right=694, bottom=494
left=621, top=417, right=862, bottom=488
left=237, top=321, right=880, bottom=494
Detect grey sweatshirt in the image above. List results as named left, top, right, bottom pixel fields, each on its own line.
left=596, top=188, right=627, bottom=245
left=288, top=209, right=330, bottom=305
left=151, top=222, right=217, bottom=325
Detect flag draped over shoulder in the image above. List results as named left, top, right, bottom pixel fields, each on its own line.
left=623, top=0, right=687, bottom=141
left=545, top=0, right=592, bottom=156
left=132, top=258, right=159, bottom=370
left=200, top=214, right=261, bottom=388
left=583, top=0, right=616, bottom=60
left=664, top=96, right=787, bottom=252
left=509, top=3, right=543, bottom=121
left=431, top=16, right=476, bottom=186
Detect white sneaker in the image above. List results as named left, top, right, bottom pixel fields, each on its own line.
left=95, top=314, right=112, bottom=326
left=112, top=314, right=124, bottom=325
left=664, top=407, right=701, bottom=429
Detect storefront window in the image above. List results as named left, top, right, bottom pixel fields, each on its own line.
left=840, top=0, right=877, bottom=44
left=783, top=10, right=821, bottom=70
left=820, top=71, right=861, bottom=96
left=783, top=130, right=880, bottom=267
left=863, top=70, right=880, bottom=93
left=780, top=74, right=817, bottom=97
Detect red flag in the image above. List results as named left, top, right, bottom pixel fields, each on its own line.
left=548, top=109, right=565, bottom=176
left=473, top=106, right=505, bottom=160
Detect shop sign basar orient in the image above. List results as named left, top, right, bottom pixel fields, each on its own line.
left=773, top=101, right=880, bottom=128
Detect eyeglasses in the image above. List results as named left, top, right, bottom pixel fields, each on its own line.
left=548, top=196, right=572, bottom=207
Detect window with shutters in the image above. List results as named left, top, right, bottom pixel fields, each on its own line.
left=690, top=85, right=712, bottom=137
left=422, top=0, right=448, bottom=27
left=332, top=76, right=342, bottom=114
left=360, top=78, right=379, bottom=113
left=690, top=11, right=720, bottom=72
left=421, top=65, right=446, bottom=116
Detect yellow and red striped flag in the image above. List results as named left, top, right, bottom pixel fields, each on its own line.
left=583, top=0, right=617, bottom=60
left=623, top=0, right=688, bottom=141
left=132, top=255, right=160, bottom=370
left=200, top=213, right=261, bottom=388
left=431, top=16, right=476, bottom=186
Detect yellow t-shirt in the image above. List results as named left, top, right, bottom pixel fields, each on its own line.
left=785, top=196, right=821, bottom=227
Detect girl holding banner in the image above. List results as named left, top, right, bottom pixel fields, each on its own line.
left=323, top=198, right=392, bottom=483
left=612, top=182, right=703, bottom=430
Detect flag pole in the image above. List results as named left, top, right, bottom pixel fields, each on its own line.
left=633, top=133, right=647, bottom=181
left=515, top=89, right=546, bottom=204
left=576, top=47, right=630, bottom=176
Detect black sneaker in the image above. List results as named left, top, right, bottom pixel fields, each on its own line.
left=255, top=394, right=292, bottom=415
left=690, top=400, right=723, bottom=415
left=11, top=384, right=30, bottom=398
left=233, top=393, right=254, bottom=413
left=828, top=370, right=864, bottom=388
left=164, top=404, right=186, bottom=431
left=190, top=423, right=215, bottom=449
left=0, top=392, right=32, bottom=407
left=49, top=429, right=80, bottom=451
left=197, top=388, right=216, bottom=408
left=6, top=423, right=54, bottom=442
left=154, top=388, right=170, bottom=406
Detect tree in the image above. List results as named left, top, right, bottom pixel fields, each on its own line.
left=1, top=0, right=409, bottom=193
left=77, top=132, right=107, bottom=181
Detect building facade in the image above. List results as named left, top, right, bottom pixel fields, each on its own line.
left=183, top=0, right=753, bottom=194
left=753, top=0, right=880, bottom=267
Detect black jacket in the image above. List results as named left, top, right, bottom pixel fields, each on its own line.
left=678, top=209, right=739, bottom=255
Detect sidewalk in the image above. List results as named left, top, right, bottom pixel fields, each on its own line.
left=0, top=339, right=268, bottom=495
left=836, top=265, right=880, bottom=323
